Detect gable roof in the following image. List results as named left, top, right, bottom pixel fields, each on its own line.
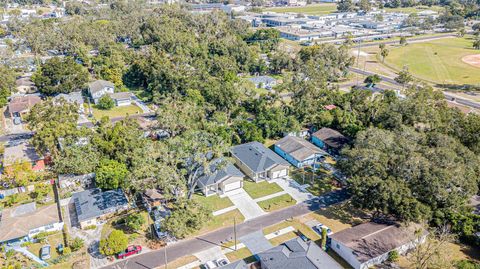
left=197, top=159, right=244, bottom=188
left=53, top=91, right=84, bottom=105
left=72, top=188, right=128, bottom=222
left=3, top=140, right=43, bottom=166
left=7, top=95, right=41, bottom=114
left=0, top=203, right=61, bottom=242
left=258, top=237, right=343, bottom=269
left=329, top=222, right=426, bottom=263
left=88, top=80, right=114, bottom=94
left=312, top=128, right=349, bottom=149
left=109, top=92, right=132, bottom=100
left=231, top=142, right=289, bottom=173
left=275, top=136, right=327, bottom=161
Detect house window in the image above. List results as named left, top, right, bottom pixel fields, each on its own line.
left=44, top=224, right=55, bottom=230
left=336, top=244, right=340, bottom=249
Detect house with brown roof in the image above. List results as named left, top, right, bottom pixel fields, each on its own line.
left=3, top=140, right=45, bottom=172
left=329, top=222, right=427, bottom=269
left=311, top=127, right=349, bottom=154
left=274, top=136, right=328, bottom=168
left=0, top=202, right=63, bottom=244
left=6, top=95, right=41, bottom=119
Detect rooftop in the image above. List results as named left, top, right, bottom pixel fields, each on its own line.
left=72, top=188, right=128, bottom=222
left=258, top=237, right=343, bottom=269
left=247, top=76, right=277, bottom=85
left=197, top=159, right=244, bottom=188
left=7, top=95, right=41, bottom=114
left=312, top=128, right=349, bottom=150
left=275, top=136, right=327, bottom=161
left=88, top=80, right=114, bottom=94
left=231, top=142, right=289, bottom=173
left=3, top=140, right=42, bottom=166
left=52, top=91, right=84, bottom=105
left=109, top=92, right=132, bottom=100
left=0, top=203, right=61, bottom=242
left=329, top=222, right=426, bottom=263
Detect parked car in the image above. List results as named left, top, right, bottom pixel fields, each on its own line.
left=315, top=223, right=333, bottom=236
left=204, top=260, right=218, bottom=269
left=216, top=258, right=229, bottom=266
left=117, top=245, right=142, bottom=259
left=40, top=245, right=51, bottom=260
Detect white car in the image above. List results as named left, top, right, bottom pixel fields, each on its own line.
left=315, top=224, right=333, bottom=236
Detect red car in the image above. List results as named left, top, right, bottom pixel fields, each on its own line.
left=117, top=245, right=142, bottom=259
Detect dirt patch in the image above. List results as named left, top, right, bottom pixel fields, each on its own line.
left=462, top=54, right=480, bottom=68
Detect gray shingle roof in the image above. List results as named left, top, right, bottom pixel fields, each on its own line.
left=275, top=136, right=328, bottom=161
left=197, top=159, right=244, bottom=188
left=258, top=237, right=343, bottom=269
left=53, top=91, right=84, bottom=105
left=231, top=142, right=289, bottom=173
left=109, top=92, right=132, bottom=100
left=72, top=188, right=128, bottom=222
left=88, top=80, right=114, bottom=95
left=312, top=128, right=349, bottom=149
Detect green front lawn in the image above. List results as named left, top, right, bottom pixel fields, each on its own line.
left=193, top=193, right=234, bottom=212
left=225, top=247, right=256, bottom=264
left=196, top=209, right=245, bottom=236
left=91, top=104, right=143, bottom=119
left=243, top=180, right=283, bottom=199
left=258, top=194, right=296, bottom=212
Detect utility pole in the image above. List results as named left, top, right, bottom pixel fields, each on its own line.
left=234, top=216, right=237, bottom=251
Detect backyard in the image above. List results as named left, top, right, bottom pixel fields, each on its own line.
left=91, top=104, right=143, bottom=119
left=385, top=36, right=480, bottom=85
left=290, top=169, right=339, bottom=196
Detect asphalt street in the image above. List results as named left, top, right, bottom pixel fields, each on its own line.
left=103, top=189, right=349, bottom=269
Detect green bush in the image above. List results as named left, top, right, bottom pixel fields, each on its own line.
left=6, top=249, right=15, bottom=258
left=84, top=225, right=97, bottom=230
left=99, top=229, right=128, bottom=256
left=456, top=260, right=480, bottom=269
left=70, top=237, right=84, bottom=252
left=387, top=250, right=399, bottom=262
left=62, top=247, right=72, bottom=255
left=97, top=95, right=115, bottom=110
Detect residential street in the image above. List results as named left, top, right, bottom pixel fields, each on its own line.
left=102, top=189, right=348, bottom=269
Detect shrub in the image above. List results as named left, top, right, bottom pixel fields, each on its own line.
left=387, top=250, right=399, bottom=262
left=124, top=213, right=146, bottom=231
left=62, top=247, right=72, bottom=255
left=70, top=237, right=84, bottom=252
left=6, top=249, right=15, bottom=258
left=84, top=225, right=97, bottom=230
left=99, top=229, right=128, bottom=256
left=97, top=95, right=115, bottom=110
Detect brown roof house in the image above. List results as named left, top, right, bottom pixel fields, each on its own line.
left=0, top=202, right=63, bottom=244
left=311, top=127, right=349, bottom=154
left=329, top=222, right=427, bottom=269
left=6, top=95, right=41, bottom=119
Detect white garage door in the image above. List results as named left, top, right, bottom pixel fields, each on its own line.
left=224, top=181, right=242, bottom=192
left=271, top=169, right=287, bottom=179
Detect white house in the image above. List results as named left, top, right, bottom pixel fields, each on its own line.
left=109, top=92, right=132, bottom=107
left=329, top=222, right=427, bottom=269
left=88, top=80, right=115, bottom=104
left=0, top=203, right=63, bottom=244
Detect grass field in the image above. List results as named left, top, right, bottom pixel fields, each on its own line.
left=243, top=180, right=284, bottom=199
left=385, top=37, right=480, bottom=85
left=264, top=3, right=337, bottom=15
left=384, top=5, right=444, bottom=13
left=258, top=193, right=296, bottom=212
left=91, top=104, right=143, bottom=119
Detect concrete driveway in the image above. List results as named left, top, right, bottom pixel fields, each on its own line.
left=239, top=231, right=273, bottom=255
left=225, top=189, right=265, bottom=220
left=275, top=177, right=314, bottom=202
left=194, top=246, right=227, bottom=263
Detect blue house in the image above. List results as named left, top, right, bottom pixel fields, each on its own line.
left=311, top=128, right=348, bottom=154
left=274, top=136, right=328, bottom=168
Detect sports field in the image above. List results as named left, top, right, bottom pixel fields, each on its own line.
left=384, top=5, right=444, bottom=13
left=385, top=37, right=480, bottom=85
left=263, top=3, right=337, bottom=15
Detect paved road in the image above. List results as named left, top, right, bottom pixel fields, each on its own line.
left=102, top=189, right=349, bottom=269
left=349, top=67, right=401, bottom=85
